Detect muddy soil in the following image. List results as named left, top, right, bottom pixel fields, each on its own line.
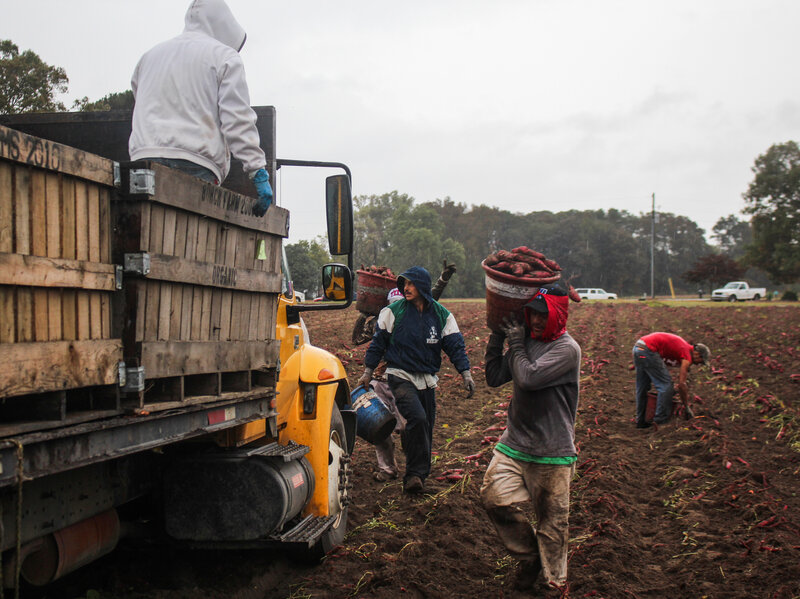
left=40, top=301, right=800, bottom=599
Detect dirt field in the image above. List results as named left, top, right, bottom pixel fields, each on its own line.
left=44, top=300, right=800, bottom=599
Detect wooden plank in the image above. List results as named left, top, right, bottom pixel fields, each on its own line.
left=0, top=253, right=117, bottom=289
left=200, top=288, right=212, bottom=341
left=129, top=162, right=289, bottom=236
left=76, top=290, right=91, bottom=340
left=139, top=339, right=280, bottom=379
left=61, top=179, right=77, bottom=340
left=98, top=187, right=110, bottom=263
left=132, top=253, right=281, bottom=292
left=88, top=185, right=101, bottom=339
left=74, top=180, right=89, bottom=260
left=31, top=171, right=48, bottom=340
left=248, top=290, right=259, bottom=341
left=171, top=212, right=188, bottom=338
left=0, top=286, right=13, bottom=343
left=210, top=289, right=222, bottom=341
left=0, top=124, right=115, bottom=186
left=0, top=165, right=12, bottom=342
left=62, top=289, right=77, bottom=340
left=13, top=166, right=30, bottom=254
left=16, top=287, right=33, bottom=342
left=74, top=181, right=90, bottom=340
left=0, top=162, right=12, bottom=252
left=190, top=216, right=206, bottom=340
left=46, top=174, right=63, bottom=340
left=0, top=339, right=122, bottom=399
left=205, top=221, right=219, bottom=264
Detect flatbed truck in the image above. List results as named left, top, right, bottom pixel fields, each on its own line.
left=0, top=107, right=356, bottom=588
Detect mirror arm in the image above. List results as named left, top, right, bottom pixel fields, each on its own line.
left=276, top=158, right=354, bottom=273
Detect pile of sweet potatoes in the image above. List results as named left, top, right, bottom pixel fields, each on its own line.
left=484, top=247, right=581, bottom=302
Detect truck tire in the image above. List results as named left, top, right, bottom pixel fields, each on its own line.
left=753, top=294, right=761, bottom=301
left=728, top=295, right=737, bottom=302
left=300, top=404, right=350, bottom=561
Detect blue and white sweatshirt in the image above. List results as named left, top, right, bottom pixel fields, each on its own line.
left=364, top=266, right=470, bottom=385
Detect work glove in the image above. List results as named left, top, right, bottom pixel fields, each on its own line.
left=500, top=315, right=526, bottom=348
left=461, top=370, right=475, bottom=397
left=441, top=259, right=457, bottom=282
left=250, top=168, right=273, bottom=217
left=357, top=367, right=374, bottom=391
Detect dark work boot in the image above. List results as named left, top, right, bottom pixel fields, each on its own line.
left=512, top=556, right=542, bottom=590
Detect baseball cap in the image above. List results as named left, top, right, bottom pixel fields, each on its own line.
left=525, top=283, right=568, bottom=313
left=694, top=343, right=710, bottom=364
left=387, top=288, right=404, bottom=303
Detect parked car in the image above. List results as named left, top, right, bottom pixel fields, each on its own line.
left=575, top=288, right=618, bottom=300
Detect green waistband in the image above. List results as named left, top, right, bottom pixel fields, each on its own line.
left=496, top=443, right=577, bottom=465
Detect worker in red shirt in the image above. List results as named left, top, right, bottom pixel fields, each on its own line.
left=633, top=332, right=710, bottom=427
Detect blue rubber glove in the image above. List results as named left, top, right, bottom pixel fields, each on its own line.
left=251, top=168, right=273, bottom=216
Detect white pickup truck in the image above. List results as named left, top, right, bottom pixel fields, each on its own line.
left=711, top=281, right=767, bottom=302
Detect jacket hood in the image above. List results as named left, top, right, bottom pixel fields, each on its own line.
left=184, top=0, right=247, bottom=51
left=396, top=266, right=434, bottom=306
left=524, top=284, right=569, bottom=342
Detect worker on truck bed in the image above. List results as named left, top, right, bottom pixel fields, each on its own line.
left=357, top=266, right=475, bottom=494
left=129, top=0, right=273, bottom=216
left=632, top=332, right=710, bottom=427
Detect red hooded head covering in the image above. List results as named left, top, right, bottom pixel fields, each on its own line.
left=523, top=284, right=569, bottom=342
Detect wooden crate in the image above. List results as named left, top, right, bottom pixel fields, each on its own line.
left=114, top=162, right=287, bottom=409
left=0, top=124, right=122, bottom=405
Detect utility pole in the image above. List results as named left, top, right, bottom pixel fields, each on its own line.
left=650, top=192, right=655, bottom=299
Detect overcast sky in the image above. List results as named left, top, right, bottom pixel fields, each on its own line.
left=5, top=1, right=800, bottom=243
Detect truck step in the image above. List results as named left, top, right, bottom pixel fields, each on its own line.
left=245, top=440, right=309, bottom=461
left=275, top=515, right=336, bottom=545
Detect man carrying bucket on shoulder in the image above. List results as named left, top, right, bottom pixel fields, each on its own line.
left=357, top=266, right=474, bottom=494
left=480, top=283, right=581, bottom=591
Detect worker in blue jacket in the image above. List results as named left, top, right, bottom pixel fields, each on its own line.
left=357, top=266, right=475, bottom=494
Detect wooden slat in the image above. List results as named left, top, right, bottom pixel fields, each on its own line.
left=169, top=212, right=186, bottom=337
left=13, top=167, right=30, bottom=254
left=31, top=171, right=48, bottom=340
left=16, top=287, right=33, bottom=342
left=124, top=163, right=289, bottom=236
left=0, top=253, right=117, bottom=289
left=87, top=185, right=101, bottom=339
left=0, top=339, right=122, bottom=399
left=131, top=253, right=281, bottom=292
left=0, top=124, right=115, bottom=186
left=0, top=285, right=13, bottom=343
left=74, top=181, right=90, bottom=340
left=139, top=339, right=279, bottom=379
left=179, top=214, right=197, bottom=341
left=190, top=216, right=206, bottom=341
left=61, top=179, right=77, bottom=340
left=45, top=173, right=62, bottom=339
left=0, top=162, right=12, bottom=252
left=157, top=207, right=174, bottom=341
left=0, top=164, right=11, bottom=342
left=99, top=187, right=110, bottom=263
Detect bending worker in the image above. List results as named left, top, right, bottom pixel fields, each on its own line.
left=357, top=266, right=474, bottom=494
left=633, top=332, right=710, bottom=427
left=480, top=284, right=581, bottom=591
left=129, top=0, right=273, bottom=216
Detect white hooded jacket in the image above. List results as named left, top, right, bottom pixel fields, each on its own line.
left=129, top=0, right=266, bottom=181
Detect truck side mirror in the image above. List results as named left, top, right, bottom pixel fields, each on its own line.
left=322, top=263, right=352, bottom=302
left=325, top=175, right=353, bottom=256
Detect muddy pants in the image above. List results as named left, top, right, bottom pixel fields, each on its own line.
left=633, top=341, right=674, bottom=424
left=388, top=375, right=435, bottom=484
left=480, top=450, right=574, bottom=586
